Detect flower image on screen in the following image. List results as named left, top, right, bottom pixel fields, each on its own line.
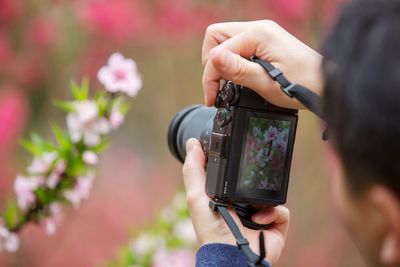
left=239, top=117, right=291, bottom=191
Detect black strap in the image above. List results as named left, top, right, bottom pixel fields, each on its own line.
left=250, top=56, right=327, bottom=140
left=250, top=56, right=324, bottom=120
left=209, top=200, right=269, bottom=267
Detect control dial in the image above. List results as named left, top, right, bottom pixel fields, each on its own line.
left=216, top=108, right=232, bottom=127
left=215, top=81, right=240, bottom=108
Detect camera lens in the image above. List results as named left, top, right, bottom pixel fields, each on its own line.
left=167, top=105, right=217, bottom=162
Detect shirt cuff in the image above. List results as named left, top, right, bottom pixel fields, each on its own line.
left=195, top=243, right=271, bottom=267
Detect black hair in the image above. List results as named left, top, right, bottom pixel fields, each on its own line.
left=322, top=0, right=400, bottom=196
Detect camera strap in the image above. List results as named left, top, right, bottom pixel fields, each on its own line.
left=209, top=200, right=270, bottom=267
left=250, top=56, right=324, bottom=119
left=250, top=56, right=327, bottom=140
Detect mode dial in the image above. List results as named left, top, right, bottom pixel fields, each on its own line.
left=216, top=108, right=232, bottom=127
left=215, top=81, right=240, bottom=108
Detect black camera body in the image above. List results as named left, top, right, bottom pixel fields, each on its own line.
left=204, top=81, right=298, bottom=206
left=168, top=81, right=298, bottom=228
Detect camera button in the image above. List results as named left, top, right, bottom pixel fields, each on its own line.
left=216, top=108, right=232, bottom=127
left=209, top=156, right=221, bottom=163
left=209, top=133, right=227, bottom=158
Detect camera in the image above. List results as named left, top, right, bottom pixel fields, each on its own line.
left=168, top=81, right=298, bottom=228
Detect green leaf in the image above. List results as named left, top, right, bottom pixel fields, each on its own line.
left=63, top=150, right=85, bottom=178
left=119, top=101, right=131, bottom=115
left=20, top=131, right=57, bottom=156
left=51, top=123, right=71, bottom=151
left=31, top=132, right=57, bottom=152
left=112, top=97, right=131, bottom=115
left=96, top=92, right=108, bottom=116
left=118, top=246, right=135, bottom=266
left=54, top=100, right=76, bottom=113
left=3, top=201, right=21, bottom=229
left=20, top=138, right=42, bottom=156
left=70, top=77, right=90, bottom=101
left=70, top=80, right=81, bottom=100
left=30, top=132, right=43, bottom=144
left=80, top=76, right=90, bottom=98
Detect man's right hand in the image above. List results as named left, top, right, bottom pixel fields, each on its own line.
left=202, top=20, right=323, bottom=109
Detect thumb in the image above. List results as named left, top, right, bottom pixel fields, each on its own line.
left=182, top=138, right=206, bottom=198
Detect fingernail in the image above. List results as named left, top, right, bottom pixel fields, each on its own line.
left=186, top=138, right=197, bottom=152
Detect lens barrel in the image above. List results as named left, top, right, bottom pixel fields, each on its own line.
left=167, top=105, right=216, bottom=162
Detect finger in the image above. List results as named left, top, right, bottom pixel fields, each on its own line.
left=252, top=205, right=290, bottom=234
left=202, top=46, right=279, bottom=106
left=202, top=21, right=256, bottom=66
left=182, top=138, right=207, bottom=200
left=252, top=205, right=290, bottom=225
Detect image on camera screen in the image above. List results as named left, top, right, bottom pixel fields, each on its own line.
left=238, top=117, right=291, bottom=191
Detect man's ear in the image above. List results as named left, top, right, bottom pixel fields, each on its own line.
left=370, top=186, right=400, bottom=265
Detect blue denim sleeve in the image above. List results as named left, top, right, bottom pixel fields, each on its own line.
left=195, top=243, right=271, bottom=267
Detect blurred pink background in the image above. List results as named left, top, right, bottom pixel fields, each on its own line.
left=0, top=0, right=366, bottom=266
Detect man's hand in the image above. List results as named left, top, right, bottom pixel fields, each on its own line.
left=202, top=20, right=323, bottom=109
left=183, top=138, right=289, bottom=265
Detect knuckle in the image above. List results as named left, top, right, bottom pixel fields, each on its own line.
left=249, top=20, right=277, bottom=38
left=208, top=47, right=219, bottom=60
left=205, top=23, right=219, bottom=36
left=231, top=57, right=248, bottom=81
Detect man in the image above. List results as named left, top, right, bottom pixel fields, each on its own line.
left=182, top=0, right=400, bottom=266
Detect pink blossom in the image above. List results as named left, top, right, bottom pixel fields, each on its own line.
left=54, top=158, right=66, bottom=174
left=172, top=219, right=197, bottom=244
left=0, top=221, right=19, bottom=252
left=264, top=126, right=278, bottom=143
left=46, top=159, right=66, bottom=189
left=47, top=172, right=60, bottom=189
left=82, top=151, right=99, bottom=165
left=45, top=204, right=63, bottom=236
left=97, top=53, right=142, bottom=97
left=66, top=100, right=110, bottom=146
left=63, top=173, right=95, bottom=208
left=27, top=151, right=58, bottom=174
left=71, top=100, right=98, bottom=125
left=258, top=179, right=269, bottom=190
left=152, top=248, right=195, bottom=267
left=274, top=128, right=289, bottom=153
left=14, top=175, right=41, bottom=210
left=109, top=110, right=124, bottom=130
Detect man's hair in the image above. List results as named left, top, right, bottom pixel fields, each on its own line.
left=322, top=0, right=400, bottom=196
